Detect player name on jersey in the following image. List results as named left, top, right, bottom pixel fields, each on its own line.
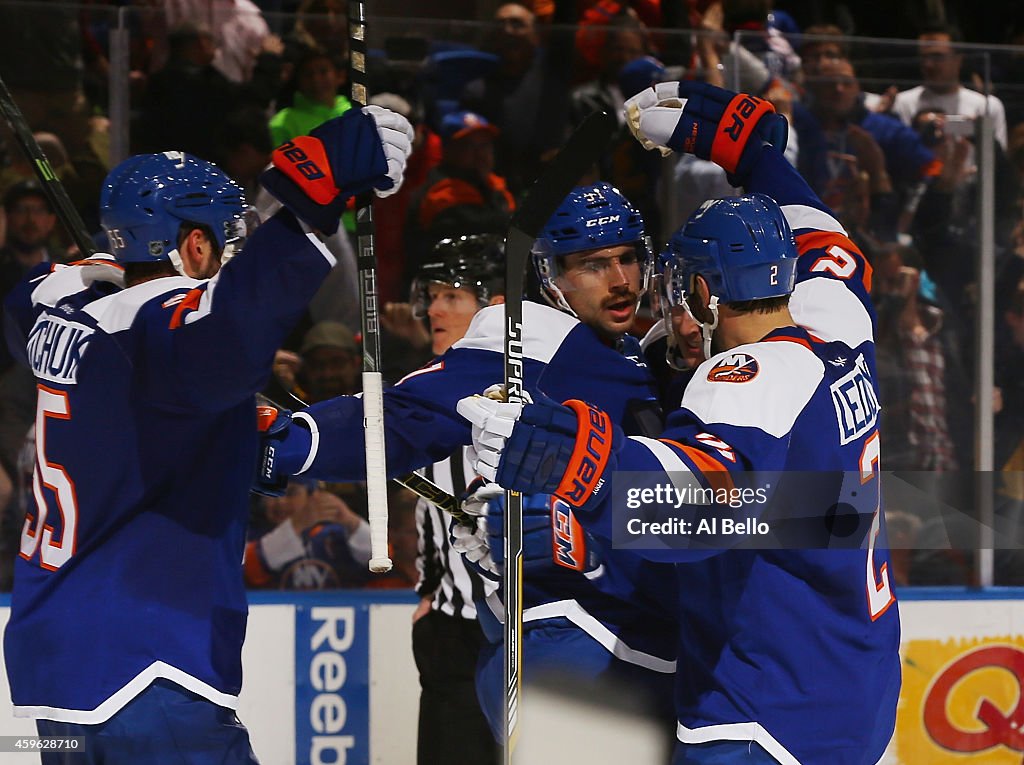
left=830, top=353, right=880, bottom=445
left=26, top=315, right=94, bottom=384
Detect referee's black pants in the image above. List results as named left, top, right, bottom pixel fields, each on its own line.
left=412, top=608, right=499, bottom=765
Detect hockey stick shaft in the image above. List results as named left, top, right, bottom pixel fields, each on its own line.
left=0, top=74, right=95, bottom=257
left=348, top=0, right=392, bottom=573
left=259, top=392, right=464, bottom=521
left=501, top=110, right=617, bottom=762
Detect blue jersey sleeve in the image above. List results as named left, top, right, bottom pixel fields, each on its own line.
left=287, top=347, right=541, bottom=481
left=134, top=210, right=334, bottom=412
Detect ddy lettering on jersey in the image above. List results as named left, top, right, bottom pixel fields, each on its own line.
left=830, top=354, right=879, bottom=444
left=26, top=315, right=94, bottom=385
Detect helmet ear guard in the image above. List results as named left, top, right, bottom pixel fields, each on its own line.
left=100, top=151, right=247, bottom=272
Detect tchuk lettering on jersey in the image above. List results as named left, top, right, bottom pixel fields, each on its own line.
left=26, top=316, right=94, bottom=385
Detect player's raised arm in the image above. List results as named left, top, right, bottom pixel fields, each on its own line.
left=624, top=80, right=874, bottom=346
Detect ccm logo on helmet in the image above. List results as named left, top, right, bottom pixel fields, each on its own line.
left=279, top=142, right=326, bottom=181
left=586, top=215, right=620, bottom=227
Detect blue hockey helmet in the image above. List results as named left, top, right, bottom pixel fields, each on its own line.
left=532, top=182, right=651, bottom=313
left=100, top=151, right=247, bottom=268
left=662, top=193, right=797, bottom=308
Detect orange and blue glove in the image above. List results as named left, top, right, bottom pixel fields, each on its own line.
left=260, top=105, right=413, bottom=235
left=624, top=80, right=788, bottom=185
left=456, top=394, right=621, bottom=514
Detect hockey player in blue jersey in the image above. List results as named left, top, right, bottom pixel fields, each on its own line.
left=256, top=182, right=678, bottom=743
left=2, top=106, right=413, bottom=764
left=459, top=81, right=901, bottom=764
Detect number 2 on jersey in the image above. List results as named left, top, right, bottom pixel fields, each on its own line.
left=20, top=385, right=78, bottom=569
left=860, top=431, right=894, bottom=620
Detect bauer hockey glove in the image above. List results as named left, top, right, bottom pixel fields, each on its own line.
left=624, top=80, right=788, bottom=184
left=260, top=105, right=414, bottom=235
left=456, top=394, right=621, bottom=514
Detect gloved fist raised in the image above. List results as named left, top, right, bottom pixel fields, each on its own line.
left=624, top=80, right=788, bottom=183
left=260, top=105, right=414, bottom=235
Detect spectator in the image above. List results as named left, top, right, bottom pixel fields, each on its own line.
left=297, top=321, right=361, bottom=403
left=135, top=21, right=265, bottom=161
left=269, top=47, right=351, bottom=146
left=0, top=132, right=102, bottom=237
left=873, top=243, right=971, bottom=473
left=212, top=108, right=274, bottom=200
left=161, top=0, right=283, bottom=85
left=797, top=23, right=898, bottom=112
left=892, top=22, right=1008, bottom=150
left=568, top=14, right=649, bottom=129
left=369, top=93, right=442, bottom=305
left=406, top=111, right=515, bottom=269
left=793, top=56, right=939, bottom=238
left=462, top=2, right=573, bottom=192
left=244, top=478, right=372, bottom=589
left=0, top=182, right=58, bottom=299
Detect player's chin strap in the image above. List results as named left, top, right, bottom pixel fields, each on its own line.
left=682, top=294, right=719, bottom=360
left=167, top=249, right=188, bottom=278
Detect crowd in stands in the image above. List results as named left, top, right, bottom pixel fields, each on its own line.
left=0, top=0, right=1023, bottom=589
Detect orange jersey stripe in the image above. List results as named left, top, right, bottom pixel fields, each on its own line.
left=661, top=439, right=736, bottom=493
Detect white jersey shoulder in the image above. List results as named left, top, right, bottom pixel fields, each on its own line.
left=682, top=339, right=824, bottom=438
left=452, top=300, right=579, bottom=364
left=30, top=255, right=125, bottom=310
left=83, top=276, right=200, bottom=334
left=789, top=279, right=873, bottom=348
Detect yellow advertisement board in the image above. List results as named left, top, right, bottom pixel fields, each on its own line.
left=897, top=637, right=1024, bottom=763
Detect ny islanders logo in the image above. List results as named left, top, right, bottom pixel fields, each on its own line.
left=708, top=353, right=759, bottom=383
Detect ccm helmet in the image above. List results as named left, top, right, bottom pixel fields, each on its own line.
left=412, top=234, right=505, bottom=317
left=532, top=182, right=651, bottom=314
left=100, top=151, right=247, bottom=271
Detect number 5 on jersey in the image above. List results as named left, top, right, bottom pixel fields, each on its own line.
left=20, top=385, right=78, bottom=569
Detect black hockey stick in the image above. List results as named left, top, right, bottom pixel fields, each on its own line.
left=500, top=110, right=617, bottom=762
left=0, top=73, right=95, bottom=256
left=347, top=0, right=392, bottom=573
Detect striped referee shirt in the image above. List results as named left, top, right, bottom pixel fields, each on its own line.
left=415, top=446, right=488, bottom=619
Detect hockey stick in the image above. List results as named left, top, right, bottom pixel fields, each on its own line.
left=0, top=73, right=95, bottom=257
left=348, top=0, right=392, bottom=573
left=500, top=110, right=617, bottom=762
left=260, top=391, right=470, bottom=524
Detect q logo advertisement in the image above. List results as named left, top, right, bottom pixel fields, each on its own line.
left=899, top=638, right=1024, bottom=763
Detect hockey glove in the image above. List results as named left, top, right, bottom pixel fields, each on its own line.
left=260, top=105, right=414, bottom=235
left=624, top=80, right=788, bottom=184
left=452, top=480, right=601, bottom=579
left=456, top=394, right=620, bottom=514
left=450, top=477, right=504, bottom=582
left=252, top=404, right=313, bottom=497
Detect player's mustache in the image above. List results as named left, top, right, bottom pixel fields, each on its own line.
left=602, top=293, right=637, bottom=309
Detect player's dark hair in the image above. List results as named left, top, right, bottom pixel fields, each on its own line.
left=918, top=21, right=963, bottom=43
left=727, top=295, right=791, bottom=314
left=123, top=260, right=178, bottom=286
